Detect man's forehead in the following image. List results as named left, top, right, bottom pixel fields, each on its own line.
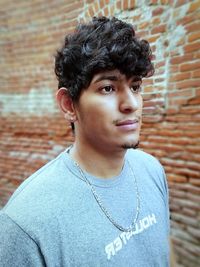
left=91, top=70, right=142, bottom=84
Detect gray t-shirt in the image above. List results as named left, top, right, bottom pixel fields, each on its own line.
left=0, top=148, right=170, bottom=266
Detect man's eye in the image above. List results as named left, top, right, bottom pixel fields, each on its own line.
left=101, top=85, right=114, bottom=94
left=131, top=85, right=141, bottom=93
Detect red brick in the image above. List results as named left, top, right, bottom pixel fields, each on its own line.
left=180, top=61, right=200, bottom=72
left=168, top=98, right=188, bottom=106
left=170, top=188, right=187, bottom=198
left=123, top=0, right=129, bottom=10
left=170, top=65, right=179, bottom=73
left=94, top=1, right=100, bottom=12
left=62, top=2, right=84, bottom=15
left=187, top=96, right=200, bottom=105
left=103, top=6, right=109, bottom=16
left=187, top=226, right=200, bottom=239
left=168, top=88, right=194, bottom=98
left=116, top=0, right=121, bottom=9
left=129, top=0, right=136, bottom=9
left=180, top=9, right=200, bottom=24
left=175, top=0, right=189, bottom=7
left=171, top=183, right=200, bottom=195
left=152, top=7, right=164, bottom=16
left=184, top=42, right=200, bottom=53
left=196, top=88, right=200, bottom=96
left=167, top=174, right=187, bottom=183
left=88, top=6, right=95, bottom=17
left=109, top=4, right=115, bottom=16
left=139, top=22, right=149, bottom=30
left=151, top=17, right=161, bottom=25
left=192, top=70, right=200, bottom=78
left=175, top=79, right=200, bottom=89
left=188, top=32, right=200, bottom=42
left=182, top=208, right=196, bottom=217
left=190, top=179, right=200, bottom=187
left=188, top=0, right=200, bottom=13
left=137, top=30, right=149, bottom=38
left=169, top=72, right=191, bottom=82
left=151, top=24, right=166, bottom=34
left=155, top=61, right=165, bottom=68
left=99, top=0, right=104, bottom=9
left=185, top=22, right=200, bottom=33
left=160, top=0, right=169, bottom=4
left=149, top=0, right=159, bottom=4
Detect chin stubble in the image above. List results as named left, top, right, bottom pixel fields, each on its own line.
left=121, top=141, right=140, bottom=150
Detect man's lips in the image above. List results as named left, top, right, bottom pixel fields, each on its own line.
left=115, top=119, right=140, bottom=131
left=115, top=119, right=139, bottom=126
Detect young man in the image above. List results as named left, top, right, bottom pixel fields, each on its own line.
left=0, top=17, right=170, bottom=266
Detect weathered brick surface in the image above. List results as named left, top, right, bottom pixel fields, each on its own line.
left=0, top=1, right=200, bottom=266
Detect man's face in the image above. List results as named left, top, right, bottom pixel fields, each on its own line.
left=74, top=69, right=143, bottom=153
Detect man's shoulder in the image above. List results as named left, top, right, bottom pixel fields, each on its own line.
left=2, top=150, right=76, bottom=233
left=127, top=148, right=165, bottom=181
left=6, top=151, right=66, bottom=203
left=127, top=148, right=161, bottom=166
left=127, top=149, right=168, bottom=195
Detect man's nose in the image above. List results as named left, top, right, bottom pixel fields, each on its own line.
left=119, top=88, right=140, bottom=113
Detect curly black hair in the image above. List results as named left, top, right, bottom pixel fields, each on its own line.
left=55, top=16, right=154, bottom=101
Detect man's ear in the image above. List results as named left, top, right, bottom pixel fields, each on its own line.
left=56, top=87, right=77, bottom=122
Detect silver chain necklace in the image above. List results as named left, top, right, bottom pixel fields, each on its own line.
left=68, top=150, right=141, bottom=232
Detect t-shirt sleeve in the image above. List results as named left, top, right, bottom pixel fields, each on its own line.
left=161, top=165, right=170, bottom=235
left=152, top=158, right=170, bottom=235
left=0, top=212, right=45, bottom=267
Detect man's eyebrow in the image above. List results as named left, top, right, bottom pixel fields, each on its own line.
left=132, top=76, right=142, bottom=82
left=93, top=75, right=119, bottom=83
left=93, top=74, right=142, bottom=84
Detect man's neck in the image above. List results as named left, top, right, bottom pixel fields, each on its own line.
left=69, top=142, right=126, bottom=179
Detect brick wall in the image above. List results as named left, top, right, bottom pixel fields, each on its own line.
left=0, top=1, right=199, bottom=266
